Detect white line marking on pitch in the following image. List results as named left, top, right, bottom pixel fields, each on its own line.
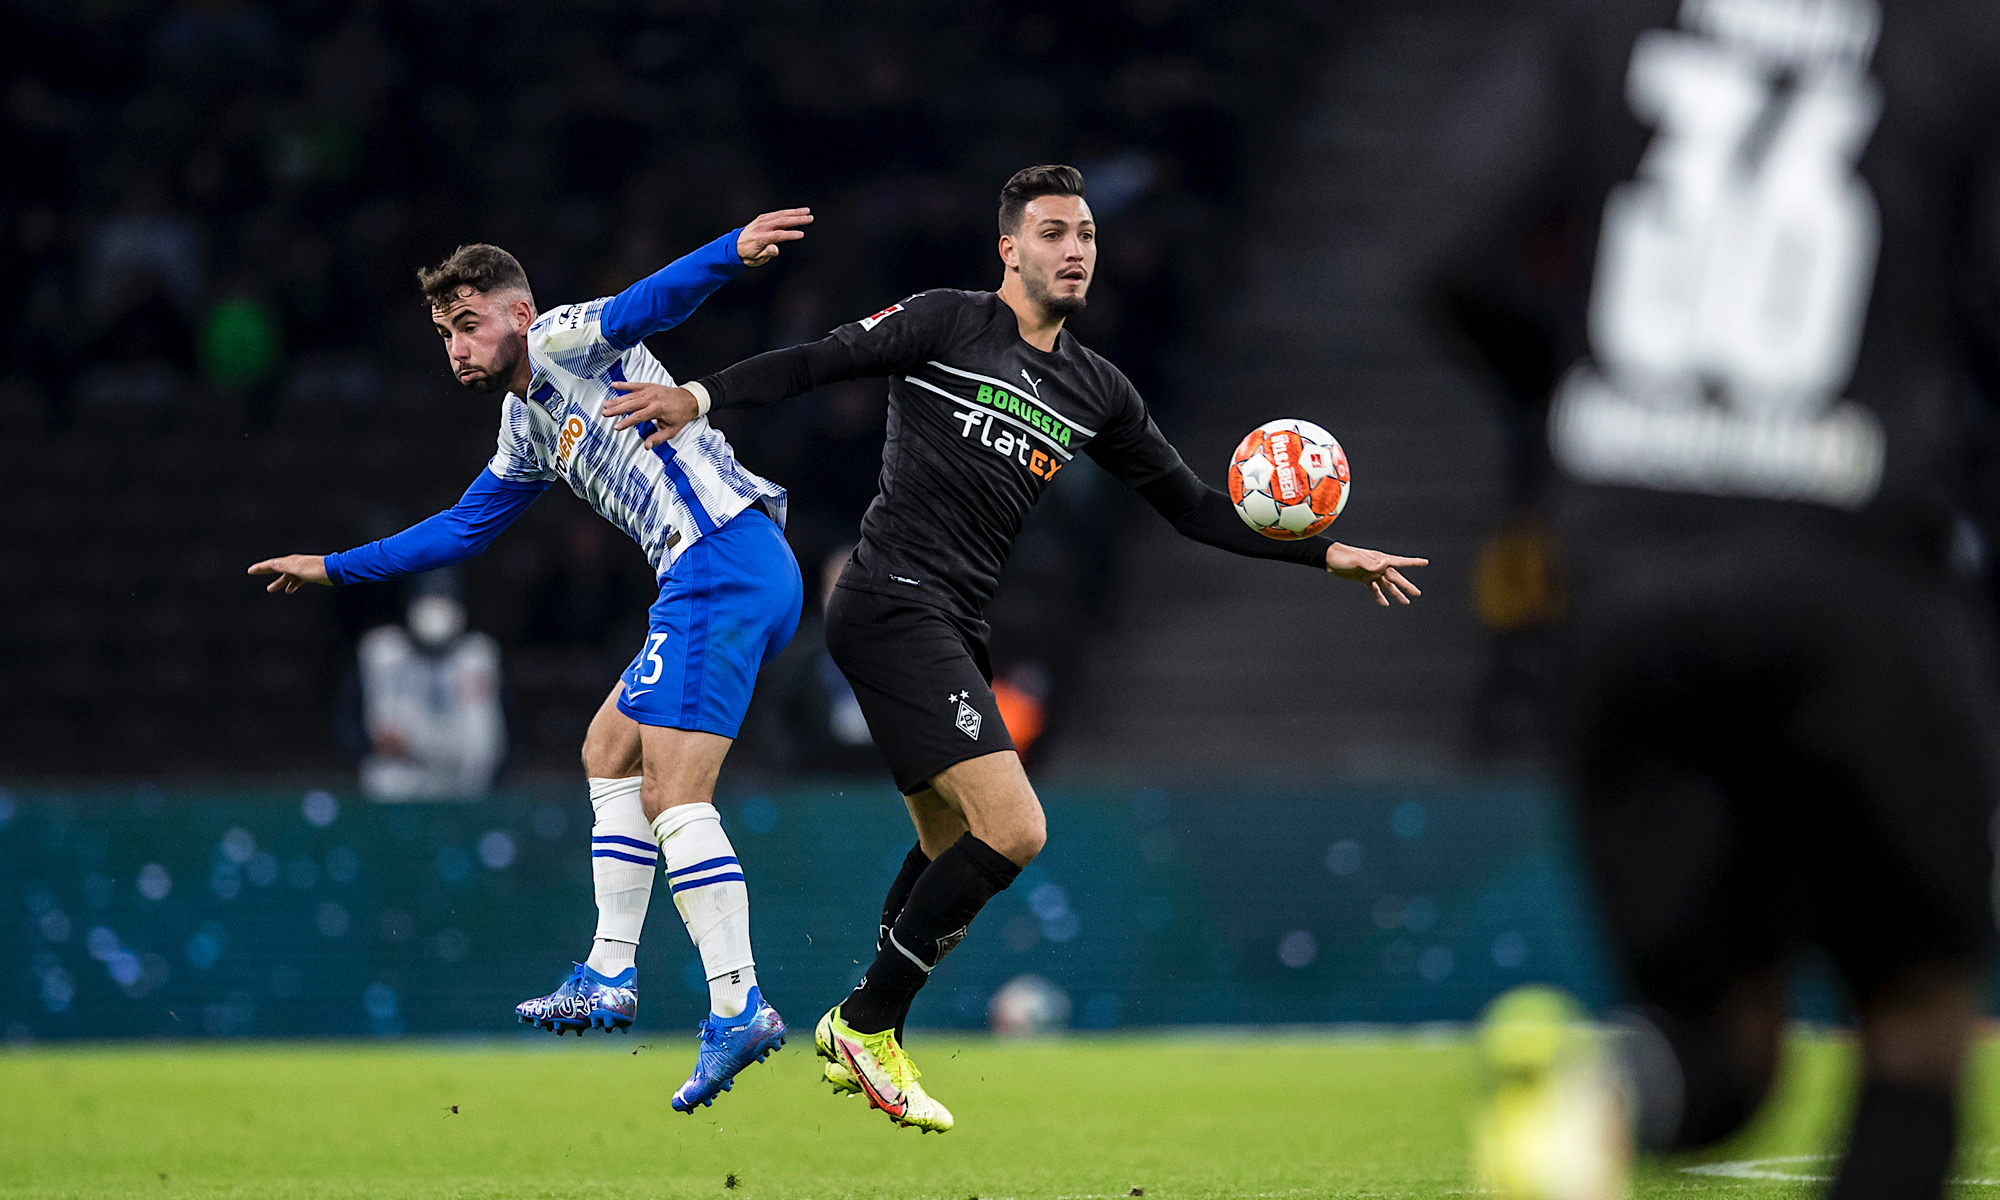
left=1682, top=1156, right=2000, bottom=1186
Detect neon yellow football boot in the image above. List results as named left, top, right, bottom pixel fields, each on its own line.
left=1473, top=985, right=1629, bottom=1200
left=814, top=1007, right=863, bottom=1096
left=815, top=1005, right=954, bottom=1132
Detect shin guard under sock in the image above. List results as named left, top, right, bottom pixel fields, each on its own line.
left=844, top=833, right=1019, bottom=1034
left=1827, top=1080, right=1958, bottom=1200
left=877, top=842, right=932, bottom=1040
left=585, top=777, right=651, bottom=975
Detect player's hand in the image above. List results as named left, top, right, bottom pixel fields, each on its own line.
left=736, top=207, right=812, bottom=266
left=247, top=554, right=331, bottom=594
left=1325, top=543, right=1427, bottom=606
left=605, top=381, right=698, bottom=447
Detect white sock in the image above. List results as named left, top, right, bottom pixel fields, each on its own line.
left=651, top=802, right=756, bottom=1019
left=586, top=777, right=651, bottom=976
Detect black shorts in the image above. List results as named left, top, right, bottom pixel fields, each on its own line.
left=1563, top=536, right=2000, bottom=1019
left=823, top=584, right=1016, bottom=795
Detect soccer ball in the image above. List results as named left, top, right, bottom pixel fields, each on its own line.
left=1228, top=419, right=1350, bottom=539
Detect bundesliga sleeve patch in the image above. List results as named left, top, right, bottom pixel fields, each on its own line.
left=858, top=303, right=904, bottom=332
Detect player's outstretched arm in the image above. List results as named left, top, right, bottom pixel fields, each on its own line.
left=598, top=210, right=813, bottom=350
left=248, top=472, right=548, bottom=593
left=1131, top=463, right=1426, bottom=606
left=247, top=555, right=330, bottom=594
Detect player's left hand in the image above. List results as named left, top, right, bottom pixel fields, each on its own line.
left=605, top=381, right=698, bottom=447
left=1325, top=543, right=1427, bottom=606
left=737, top=208, right=813, bottom=266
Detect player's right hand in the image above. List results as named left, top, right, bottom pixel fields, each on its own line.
left=605, top=381, right=698, bottom=448
left=247, top=554, right=331, bottom=593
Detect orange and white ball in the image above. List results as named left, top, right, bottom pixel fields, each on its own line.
left=1228, top=419, right=1350, bottom=539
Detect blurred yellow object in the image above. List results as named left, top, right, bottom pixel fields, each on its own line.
left=1473, top=985, right=1629, bottom=1200
left=1473, top=522, right=1565, bottom=632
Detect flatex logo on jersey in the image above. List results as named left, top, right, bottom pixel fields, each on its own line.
left=949, top=383, right=1071, bottom=481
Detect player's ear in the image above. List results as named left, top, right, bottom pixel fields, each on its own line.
left=998, top=233, right=1019, bottom=272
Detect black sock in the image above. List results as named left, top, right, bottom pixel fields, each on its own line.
left=1827, top=1080, right=1958, bottom=1200
left=843, top=833, right=1020, bottom=1034
left=876, top=843, right=932, bottom=1041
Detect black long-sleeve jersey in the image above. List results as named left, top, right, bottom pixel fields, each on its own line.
left=1434, top=0, right=2000, bottom=562
left=696, top=288, right=1329, bottom=618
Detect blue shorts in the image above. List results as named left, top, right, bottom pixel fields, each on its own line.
left=616, top=508, right=803, bottom=737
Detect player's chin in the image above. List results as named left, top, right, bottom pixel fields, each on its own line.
left=459, top=372, right=504, bottom=394
left=1045, top=290, right=1088, bottom=317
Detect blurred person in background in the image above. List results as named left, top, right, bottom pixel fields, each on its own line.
left=351, top=572, right=503, bottom=802
left=605, top=163, right=1429, bottom=1134
left=248, top=211, right=811, bottom=1114
left=740, top=546, right=885, bottom=777
left=1434, top=1, right=2000, bottom=1197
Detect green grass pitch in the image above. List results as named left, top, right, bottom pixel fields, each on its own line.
left=4, top=1031, right=1998, bottom=1199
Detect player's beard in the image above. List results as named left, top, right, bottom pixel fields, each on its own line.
left=460, top=341, right=524, bottom=394
left=1025, top=269, right=1088, bottom=318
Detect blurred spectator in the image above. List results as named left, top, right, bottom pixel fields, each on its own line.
left=352, top=575, right=505, bottom=801
left=743, top=547, right=882, bottom=776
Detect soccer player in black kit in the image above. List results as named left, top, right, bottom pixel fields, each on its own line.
left=606, top=164, right=1429, bottom=1131
left=1434, top=1, right=2000, bottom=1197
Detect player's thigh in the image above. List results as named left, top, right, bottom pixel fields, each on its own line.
left=1564, top=602, right=1785, bottom=1014
left=823, top=586, right=1016, bottom=795
left=637, top=723, right=734, bottom=821
left=1802, top=578, right=2000, bottom=1003
left=903, top=787, right=970, bottom=858
left=928, top=751, right=1044, bottom=866
left=581, top=682, right=644, bottom=778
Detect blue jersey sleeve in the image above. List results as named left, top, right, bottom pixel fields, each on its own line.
left=599, top=228, right=745, bottom=350
left=323, top=471, right=550, bottom=585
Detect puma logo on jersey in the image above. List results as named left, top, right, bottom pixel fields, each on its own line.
left=1019, top=369, right=1042, bottom=398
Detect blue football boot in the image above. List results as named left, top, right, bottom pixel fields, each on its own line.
left=671, top=986, right=787, bottom=1112
left=514, top=963, right=638, bottom=1034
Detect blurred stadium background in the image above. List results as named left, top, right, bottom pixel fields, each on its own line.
left=0, top=0, right=1897, bottom=1048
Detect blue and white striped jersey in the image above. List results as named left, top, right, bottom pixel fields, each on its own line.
left=321, top=228, right=785, bottom=590
left=496, top=297, right=786, bottom=576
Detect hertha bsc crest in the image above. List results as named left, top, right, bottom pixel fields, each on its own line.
left=950, top=691, right=982, bottom=740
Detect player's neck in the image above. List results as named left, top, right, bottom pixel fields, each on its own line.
left=503, top=340, right=533, bottom=396
left=995, top=281, right=1064, bottom=353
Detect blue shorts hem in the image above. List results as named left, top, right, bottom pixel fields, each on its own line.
left=611, top=699, right=743, bottom=740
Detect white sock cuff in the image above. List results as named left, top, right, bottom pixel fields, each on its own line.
left=588, top=775, right=644, bottom=816
left=650, top=801, right=722, bottom=843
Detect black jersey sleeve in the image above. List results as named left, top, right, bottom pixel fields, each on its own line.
left=1081, top=371, right=1188, bottom=487
left=1135, top=463, right=1331, bottom=569
left=1087, top=374, right=1329, bottom=568
left=697, top=290, right=963, bottom=408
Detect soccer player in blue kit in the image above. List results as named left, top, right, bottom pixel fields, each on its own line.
left=249, top=209, right=812, bottom=1112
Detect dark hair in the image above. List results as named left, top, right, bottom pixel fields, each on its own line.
left=417, top=243, right=532, bottom=309
left=998, top=164, right=1086, bottom=236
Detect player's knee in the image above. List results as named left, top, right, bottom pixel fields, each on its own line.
left=579, top=733, right=630, bottom=779
left=990, top=808, right=1046, bottom=867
